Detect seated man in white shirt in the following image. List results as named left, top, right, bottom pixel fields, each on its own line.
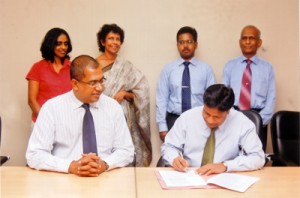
left=161, top=84, right=265, bottom=176
left=26, top=55, right=134, bottom=177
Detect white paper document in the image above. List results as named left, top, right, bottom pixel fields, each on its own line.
left=157, top=170, right=259, bottom=192
left=158, top=169, right=206, bottom=187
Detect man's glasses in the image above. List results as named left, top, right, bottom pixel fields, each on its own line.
left=75, top=77, right=106, bottom=88
left=177, top=40, right=195, bottom=45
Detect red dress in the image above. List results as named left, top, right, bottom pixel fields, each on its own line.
left=26, top=59, right=72, bottom=122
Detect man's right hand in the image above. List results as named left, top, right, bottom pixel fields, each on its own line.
left=68, top=153, right=106, bottom=177
left=172, top=156, right=189, bottom=172
left=159, top=131, right=168, bottom=141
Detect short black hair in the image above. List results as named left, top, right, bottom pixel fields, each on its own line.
left=203, top=84, right=235, bottom=112
left=40, top=28, right=72, bottom=62
left=96, top=24, right=125, bottom=52
left=70, top=55, right=99, bottom=81
left=176, top=26, right=198, bottom=42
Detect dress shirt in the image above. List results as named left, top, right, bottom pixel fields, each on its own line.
left=222, top=55, right=276, bottom=125
left=161, top=106, right=265, bottom=172
left=156, top=57, right=216, bottom=131
left=26, top=91, right=134, bottom=173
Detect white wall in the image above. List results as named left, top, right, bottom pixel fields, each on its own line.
left=0, top=0, right=299, bottom=166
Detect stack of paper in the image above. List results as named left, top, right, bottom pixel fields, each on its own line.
left=156, top=170, right=259, bottom=193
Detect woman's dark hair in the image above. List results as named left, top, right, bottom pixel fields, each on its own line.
left=203, top=84, right=235, bottom=112
left=40, top=28, right=72, bottom=62
left=176, top=26, right=198, bottom=42
left=96, top=24, right=125, bottom=52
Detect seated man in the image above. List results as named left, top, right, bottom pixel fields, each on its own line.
left=26, top=55, right=134, bottom=177
left=161, top=84, right=265, bottom=175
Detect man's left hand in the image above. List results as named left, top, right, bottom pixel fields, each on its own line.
left=195, top=163, right=227, bottom=176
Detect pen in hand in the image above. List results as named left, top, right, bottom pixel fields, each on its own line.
left=179, top=152, right=188, bottom=172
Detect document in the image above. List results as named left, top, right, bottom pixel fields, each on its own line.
left=156, top=170, right=259, bottom=192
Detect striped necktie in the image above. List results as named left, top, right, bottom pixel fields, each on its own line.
left=239, top=59, right=252, bottom=110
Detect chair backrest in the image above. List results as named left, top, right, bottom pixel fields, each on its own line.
left=270, top=111, right=300, bottom=166
left=241, top=110, right=264, bottom=151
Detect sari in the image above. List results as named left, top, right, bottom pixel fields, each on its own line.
left=102, top=56, right=152, bottom=166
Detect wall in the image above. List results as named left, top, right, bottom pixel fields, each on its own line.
left=0, top=0, right=299, bottom=166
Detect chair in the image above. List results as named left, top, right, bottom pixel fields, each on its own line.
left=269, top=111, right=300, bottom=166
left=0, top=116, right=10, bottom=165
left=241, top=110, right=265, bottom=151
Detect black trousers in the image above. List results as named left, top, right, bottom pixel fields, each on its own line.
left=166, top=112, right=180, bottom=131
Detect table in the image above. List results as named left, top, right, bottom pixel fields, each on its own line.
left=135, top=167, right=300, bottom=198
left=1, top=167, right=136, bottom=198
left=2, top=167, right=300, bottom=197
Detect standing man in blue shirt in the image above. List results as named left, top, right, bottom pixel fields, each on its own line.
left=222, top=25, right=276, bottom=151
left=156, top=26, right=216, bottom=141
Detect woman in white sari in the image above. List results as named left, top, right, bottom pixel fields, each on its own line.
left=96, top=24, right=152, bottom=166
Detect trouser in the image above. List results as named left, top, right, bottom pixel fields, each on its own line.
left=166, top=112, right=180, bottom=131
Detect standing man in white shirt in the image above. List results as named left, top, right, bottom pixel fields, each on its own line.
left=26, top=55, right=134, bottom=177
left=222, top=25, right=276, bottom=151
left=156, top=26, right=216, bottom=141
left=161, top=84, right=265, bottom=175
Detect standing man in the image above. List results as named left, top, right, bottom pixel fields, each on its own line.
left=161, top=84, right=265, bottom=175
left=156, top=26, right=216, bottom=141
left=222, top=25, right=276, bottom=151
left=26, top=55, right=134, bottom=177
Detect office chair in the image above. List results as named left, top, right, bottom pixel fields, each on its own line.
left=241, top=110, right=265, bottom=151
left=156, top=110, right=265, bottom=167
left=269, top=111, right=300, bottom=166
left=0, top=116, right=10, bottom=165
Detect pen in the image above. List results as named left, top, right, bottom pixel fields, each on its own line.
left=179, top=152, right=188, bottom=171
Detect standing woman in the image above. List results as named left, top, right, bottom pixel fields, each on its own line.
left=26, top=28, right=72, bottom=123
left=96, top=24, right=152, bottom=166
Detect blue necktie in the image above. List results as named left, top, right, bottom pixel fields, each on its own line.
left=182, top=61, right=191, bottom=113
left=82, top=103, right=98, bottom=155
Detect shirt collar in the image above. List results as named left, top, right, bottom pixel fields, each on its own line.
left=177, top=57, right=197, bottom=67
left=70, top=90, right=99, bottom=110
left=240, top=55, right=259, bottom=65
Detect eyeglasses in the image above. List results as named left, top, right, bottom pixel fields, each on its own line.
left=75, top=77, right=106, bottom=88
left=178, top=40, right=195, bottom=45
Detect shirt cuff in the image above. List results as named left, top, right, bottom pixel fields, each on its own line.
left=158, top=123, right=168, bottom=132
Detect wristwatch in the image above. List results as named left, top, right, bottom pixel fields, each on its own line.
left=103, top=161, right=109, bottom=171
left=222, top=161, right=228, bottom=171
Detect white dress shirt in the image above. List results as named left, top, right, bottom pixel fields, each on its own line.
left=161, top=106, right=265, bottom=172
left=26, top=91, right=134, bottom=173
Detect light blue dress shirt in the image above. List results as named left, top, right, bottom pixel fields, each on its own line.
left=222, top=55, right=276, bottom=125
left=161, top=106, right=265, bottom=172
left=156, top=57, right=216, bottom=132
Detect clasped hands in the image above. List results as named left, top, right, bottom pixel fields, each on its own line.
left=172, top=156, right=227, bottom=176
left=68, top=153, right=108, bottom=177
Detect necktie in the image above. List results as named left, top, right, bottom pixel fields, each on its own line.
left=182, top=61, right=191, bottom=113
left=82, top=103, right=98, bottom=155
left=239, top=59, right=252, bottom=110
left=201, top=128, right=217, bottom=166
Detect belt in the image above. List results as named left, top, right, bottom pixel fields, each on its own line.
left=233, top=106, right=263, bottom=113
left=167, top=112, right=180, bottom=118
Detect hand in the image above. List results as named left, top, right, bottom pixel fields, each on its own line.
left=159, top=131, right=168, bottom=142
left=114, top=90, right=134, bottom=103
left=68, top=153, right=107, bottom=177
left=195, top=163, right=227, bottom=176
left=113, top=91, right=127, bottom=103
left=172, top=156, right=189, bottom=172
